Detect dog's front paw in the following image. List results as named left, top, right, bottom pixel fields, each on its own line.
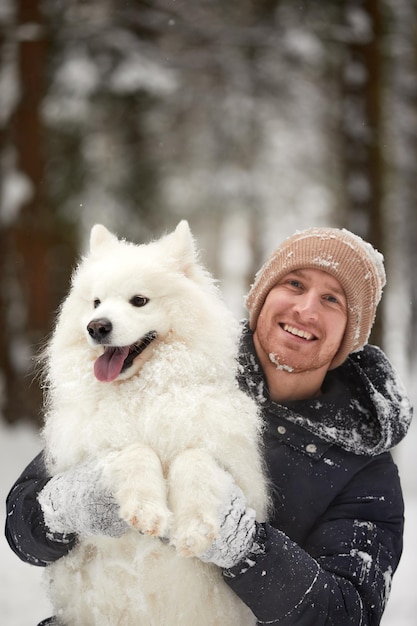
left=173, top=515, right=218, bottom=557
left=101, top=444, right=172, bottom=538
left=121, top=500, right=173, bottom=538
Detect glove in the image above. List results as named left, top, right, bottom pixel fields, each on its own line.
left=200, top=483, right=260, bottom=569
left=38, top=460, right=129, bottom=538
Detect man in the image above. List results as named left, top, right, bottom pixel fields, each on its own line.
left=5, top=227, right=412, bottom=625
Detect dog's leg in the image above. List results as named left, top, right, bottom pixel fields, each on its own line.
left=101, top=443, right=173, bottom=538
left=168, top=449, right=234, bottom=557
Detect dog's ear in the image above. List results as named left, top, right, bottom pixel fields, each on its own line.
left=167, top=220, right=198, bottom=276
left=168, top=222, right=216, bottom=289
left=90, top=224, right=118, bottom=255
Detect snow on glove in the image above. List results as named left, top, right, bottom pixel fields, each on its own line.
left=38, top=460, right=129, bottom=538
left=199, top=483, right=258, bottom=569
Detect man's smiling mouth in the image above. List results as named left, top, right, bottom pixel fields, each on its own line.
left=281, top=324, right=315, bottom=341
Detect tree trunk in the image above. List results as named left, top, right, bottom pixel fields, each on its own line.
left=1, top=0, right=77, bottom=425
left=339, top=0, right=385, bottom=347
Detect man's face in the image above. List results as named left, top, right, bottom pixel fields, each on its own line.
left=253, top=268, right=348, bottom=375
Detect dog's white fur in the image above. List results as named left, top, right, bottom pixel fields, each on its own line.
left=41, top=221, right=269, bottom=626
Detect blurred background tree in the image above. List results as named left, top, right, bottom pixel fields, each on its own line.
left=0, top=0, right=416, bottom=426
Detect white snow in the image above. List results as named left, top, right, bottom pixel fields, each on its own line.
left=1, top=419, right=416, bottom=625
left=269, top=352, right=294, bottom=373
left=0, top=422, right=53, bottom=624
left=110, top=54, right=177, bottom=96
left=0, top=169, right=34, bottom=225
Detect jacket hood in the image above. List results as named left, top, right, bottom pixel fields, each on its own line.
left=237, top=322, right=413, bottom=456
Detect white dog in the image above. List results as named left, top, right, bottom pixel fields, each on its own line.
left=40, top=222, right=269, bottom=625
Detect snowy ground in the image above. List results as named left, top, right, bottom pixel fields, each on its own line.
left=1, top=419, right=416, bottom=625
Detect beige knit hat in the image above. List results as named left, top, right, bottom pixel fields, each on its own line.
left=246, top=227, right=386, bottom=369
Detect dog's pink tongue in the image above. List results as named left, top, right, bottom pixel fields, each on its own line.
left=94, top=347, right=130, bottom=382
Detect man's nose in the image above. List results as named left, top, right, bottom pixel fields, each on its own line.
left=293, top=291, right=319, bottom=319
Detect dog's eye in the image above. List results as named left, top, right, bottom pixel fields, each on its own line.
left=130, top=295, right=149, bottom=308
left=93, top=299, right=101, bottom=309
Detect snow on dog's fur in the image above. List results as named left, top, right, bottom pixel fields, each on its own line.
left=41, top=221, right=269, bottom=626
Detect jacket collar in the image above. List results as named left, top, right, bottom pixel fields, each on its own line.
left=237, top=321, right=412, bottom=456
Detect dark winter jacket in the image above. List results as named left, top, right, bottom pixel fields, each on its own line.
left=223, top=323, right=412, bottom=625
left=4, top=323, right=413, bottom=625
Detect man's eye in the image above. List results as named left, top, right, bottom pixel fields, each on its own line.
left=93, top=298, right=101, bottom=309
left=325, top=295, right=338, bottom=304
left=130, top=295, right=149, bottom=307
left=288, top=279, right=302, bottom=288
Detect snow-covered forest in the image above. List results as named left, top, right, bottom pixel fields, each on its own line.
left=0, top=0, right=416, bottom=623
left=1, top=0, right=417, bottom=423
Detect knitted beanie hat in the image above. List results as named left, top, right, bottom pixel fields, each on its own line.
left=246, top=227, right=386, bottom=369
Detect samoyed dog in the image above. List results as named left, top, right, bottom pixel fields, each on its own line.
left=40, top=221, right=269, bottom=626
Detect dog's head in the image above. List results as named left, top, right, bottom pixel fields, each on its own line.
left=59, top=221, right=238, bottom=383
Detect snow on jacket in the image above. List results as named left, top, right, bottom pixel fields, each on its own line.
left=4, top=323, right=413, bottom=625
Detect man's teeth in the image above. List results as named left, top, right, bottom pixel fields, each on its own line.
left=283, top=324, right=314, bottom=340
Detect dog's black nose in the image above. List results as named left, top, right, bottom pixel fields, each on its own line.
left=87, top=318, right=112, bottom=342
